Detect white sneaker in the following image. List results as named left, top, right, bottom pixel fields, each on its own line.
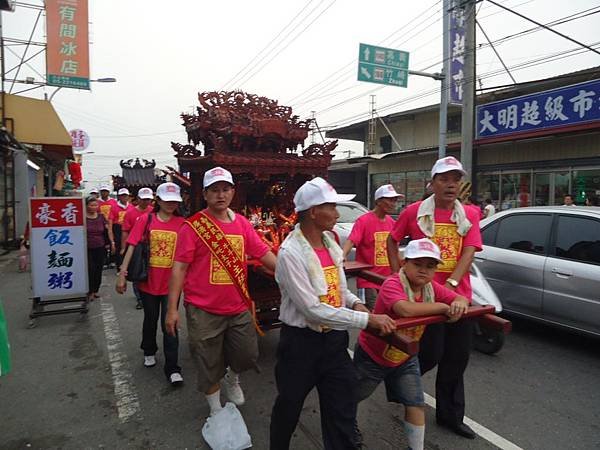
left=169, top=372, right=183, bottom=386
left=144, top=355, right=156, bottom=367
left=222, top=370, right=245, bottom=406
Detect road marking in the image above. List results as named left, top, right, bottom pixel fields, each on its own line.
left=348, top=348, right=523, bottom=450
left=100, top=300, right=142, bottom=422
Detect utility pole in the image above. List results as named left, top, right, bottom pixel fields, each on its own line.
left=439, top=0, right=450, bottom=158
left=310, top=110, right=316, bottom=144
left=460, top=0, right=476, bottom=182
left=367, top=95, right=376, bottom=155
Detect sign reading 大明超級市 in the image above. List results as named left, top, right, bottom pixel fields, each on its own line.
left=357, top=43, right=409, bottom=88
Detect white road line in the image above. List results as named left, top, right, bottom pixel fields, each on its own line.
left=100, top=300, right=142, bottom=423
left=348, top=348, right=523, bottom=450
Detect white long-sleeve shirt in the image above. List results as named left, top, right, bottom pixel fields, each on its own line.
left=275, top=230, right=369, bottom=332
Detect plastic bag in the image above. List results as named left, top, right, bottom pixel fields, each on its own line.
left=0, top=299, right=11, bottom=377
left=202, top=402, right=252, bottom=450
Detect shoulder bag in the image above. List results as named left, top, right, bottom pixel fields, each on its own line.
left=126, top=213, right=152, bottom=282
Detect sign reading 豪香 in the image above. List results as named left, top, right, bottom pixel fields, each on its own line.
left=476, top=78, right=600, bottom=140
left=30, top=198, right=88, bottom=298
left=46, top=0, right=90, bottom=90
left=357, top=43, right=409, bottom=88
left=449, top=0, right=466, bottom=104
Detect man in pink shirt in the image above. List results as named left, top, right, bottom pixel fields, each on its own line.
left=165, top=167, right=276, bottom=417
left=108, top=188, right=134, bottom=271
left=342, top=184, right=403, bottom=310
left=121, top=187, right=154, bottom=309
left=97, top=184, right=118, bottom=269
left=386, top=156, right=482, bottom=440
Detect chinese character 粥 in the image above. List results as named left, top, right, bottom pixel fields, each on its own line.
left=569, top=89, right=595, bottom=119
left=498, top=104, right=518, bottom=129
left=521, top=100, right=542, bottom=126
left=479, top=110, right=498, bottom=134
left=61, top=202, right=79, bottom=224
left=48, top=271, right=73, bottom=290
left=47, top=250, right=74, bottom=268
left=544, top=96, right=568, bottom=121
left=44, top=229, right=74, bottom=246
left=452, top=33, right=465, bottom=64
left=35, top=203, right=57, bottom=225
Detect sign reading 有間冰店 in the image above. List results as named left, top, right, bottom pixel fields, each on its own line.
left=357, top=43, right=409, bottom=88
left=45, top=0, right=90, bottom=90
left=476, top=79, right=600, bottom=140
left=30, top=197, right=88, bottom=298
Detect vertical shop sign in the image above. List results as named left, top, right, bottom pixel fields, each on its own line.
left=46, top=0, right=90, bottom=89
left=30, top=197, right=88, bottom=297
left=449, top=0, right=466, bottom=104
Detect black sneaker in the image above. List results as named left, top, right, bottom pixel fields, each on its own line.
left=135, top=300, right=143, bottom=309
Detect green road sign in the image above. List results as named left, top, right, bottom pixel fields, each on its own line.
left=357, top=43, right=409, bottom=87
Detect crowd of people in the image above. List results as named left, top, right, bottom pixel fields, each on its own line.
left=81, top=158, right=484, bottom=449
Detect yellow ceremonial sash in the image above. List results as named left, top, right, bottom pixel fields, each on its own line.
left=186, top=211, right=264, bottom=336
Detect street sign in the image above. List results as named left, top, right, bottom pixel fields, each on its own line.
left=357, top=43, right=409, bottom=87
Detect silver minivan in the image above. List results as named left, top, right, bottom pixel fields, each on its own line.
left=477, top=206, right=600, bottom=337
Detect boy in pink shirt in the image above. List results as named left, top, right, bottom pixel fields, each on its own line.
left=166, top=167, right=276, bottom=416
left=355, top=238, right=468, bottom=450
left=342, top=184, right=403, bottom=309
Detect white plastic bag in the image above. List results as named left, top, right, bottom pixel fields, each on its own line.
left=202, top=402, right=252, bottom=450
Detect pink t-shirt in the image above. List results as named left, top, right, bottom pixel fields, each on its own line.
left=174, top=211, right=270, bottom=315
left=127, top=213, right=185, bottom=295
left=390, top=201, right=482, bottom=299
left=358, top=274, right=457, bottom=367
left=110, top=203, right=134, bottom=225
left=122, top=206, right=152, bottom=232
left=348, top=211, right=395, bottom=289
left=314, top=248, right=342, bottom=308
left=98, top=198, right=118, bottom=221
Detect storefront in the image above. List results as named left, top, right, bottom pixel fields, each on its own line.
left=326, top=66, right=600, bottom=210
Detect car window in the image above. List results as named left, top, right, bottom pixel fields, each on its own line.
left=482, top=220, right=499, bottom=246
left=495, top=214, right=552, bottom=254
left=336, top=204, right=367, bottom=223
left=554, top=215, right=600, bottom=264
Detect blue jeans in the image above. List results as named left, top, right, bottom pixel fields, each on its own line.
left=140, top=290, right=181, bottom=378
left=353, top=343, right=425, bottom=407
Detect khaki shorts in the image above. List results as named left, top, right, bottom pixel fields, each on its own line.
left=185, top=304, right=258, bottom=393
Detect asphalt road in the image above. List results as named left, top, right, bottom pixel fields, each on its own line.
left=1, top=262, right=599, bottom=449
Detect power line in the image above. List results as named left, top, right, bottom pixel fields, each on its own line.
left=220, top=1, right=319, bottom=90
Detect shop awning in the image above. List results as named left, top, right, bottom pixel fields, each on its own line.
left=3, top=93, right=73, bottom=161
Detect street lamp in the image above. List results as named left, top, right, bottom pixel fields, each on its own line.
left=47, top=77, right=117, bottom=102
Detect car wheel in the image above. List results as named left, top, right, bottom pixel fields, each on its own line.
left=473, top=322, right=505, bottom=355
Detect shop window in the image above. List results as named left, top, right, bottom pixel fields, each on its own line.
left=501, top=172, right=531, bottom=210
left=406, top=171, right=428, bottom=205
left=572, top=169, right=600, bottom=205
left=495, top=213, right=552, bottom=254
left=379, top=135, right=392, bottom=154
left=553, top=172, right=571, bottom=206
left=476, top=173, right=499, bottom=210
left=554, top=215, right=600, bottom=265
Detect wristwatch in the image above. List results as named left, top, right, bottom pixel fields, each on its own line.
left=446, top=278, right=459, bottom=288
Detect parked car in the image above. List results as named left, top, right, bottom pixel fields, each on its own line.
left=334, top=201, right=369, bottom=260
left=477, top=206, right=600, bottom=337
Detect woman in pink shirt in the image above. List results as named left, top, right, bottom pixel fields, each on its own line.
left=116, top=183, right=185, bottom=386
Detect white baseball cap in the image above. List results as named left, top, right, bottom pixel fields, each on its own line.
left=294, top=177, right=355, bottom=212
left=404, top=238, right=442, bottom=263
left=156, top=182, right=182, bottom=202
left=99, top=184, right=111, bottom=192
left=204, top=166, right=234, bottom=188
left=431, top=156, right=466, bottom=178
left=374, top=184, right=404, bottom=201
left=89, top=187, right=99, bottom=194
left=137, top=187, right=154, bottom=200
left=117, top=188, right=130, bottom=196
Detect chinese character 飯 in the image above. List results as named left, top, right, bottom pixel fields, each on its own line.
left=44, top=229, right=74, bottom=246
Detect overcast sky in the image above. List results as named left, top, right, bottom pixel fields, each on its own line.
left=3, top=0, right=600, bottom=189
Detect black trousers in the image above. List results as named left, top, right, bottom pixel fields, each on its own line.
left=270, top=325, right=359, bottom=450
left=87, top=247, right=105, bottom=294
left=112, top=224, right=123, bottom=269
left=418, top=319, right=473, bottom=426
left=139, top=290, right=181, bottom=377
